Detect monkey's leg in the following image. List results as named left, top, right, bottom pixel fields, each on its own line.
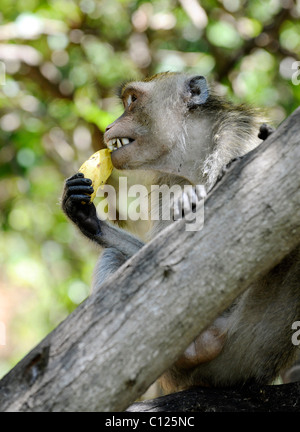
left=175, top=316, right=228, bottom=369
left=62, top=173, right=144, bottom=255
left=159, top=315, right=229, bottom=393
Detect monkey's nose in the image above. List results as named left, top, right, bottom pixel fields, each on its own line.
left=105, top=124, right=113, bottom=132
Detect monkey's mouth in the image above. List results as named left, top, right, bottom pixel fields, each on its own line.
left=106, top=137, right=135, bottom=152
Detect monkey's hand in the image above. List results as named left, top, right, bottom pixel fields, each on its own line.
left=214, top=156, right=244, bottom=187
left=62, top=172, right=144, bottom=257
left=172, top=185, right=206, bottom=221
left=258, top=123, right=275, bottom=140
left=61, top=172, right=101, bottom=238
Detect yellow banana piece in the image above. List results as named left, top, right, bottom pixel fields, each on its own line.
left=78, top=148, right=113, bottom=202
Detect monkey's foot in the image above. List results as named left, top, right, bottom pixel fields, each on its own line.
left=171, top=185, right=206, bottom=221
left=175, top=319, right=228, bottom=369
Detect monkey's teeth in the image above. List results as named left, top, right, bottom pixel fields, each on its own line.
left=107, top=138, right=132, bottom=151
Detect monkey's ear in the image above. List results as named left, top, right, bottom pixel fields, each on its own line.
left=186, top=76, right=209, bottom=108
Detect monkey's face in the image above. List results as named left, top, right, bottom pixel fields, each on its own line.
left=104, top=74, right=210, bottom=177
left=104, top=80, right=179, bottom=172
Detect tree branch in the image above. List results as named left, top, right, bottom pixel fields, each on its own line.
left=127, top=382, right=300, bottom=412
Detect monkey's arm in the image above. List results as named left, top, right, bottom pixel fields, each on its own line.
left=61, top=173, right=144, bottom=258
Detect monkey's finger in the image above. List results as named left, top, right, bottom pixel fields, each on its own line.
left=187, top=188, right=200, bottom=208
left=66, top=177, right=92, bottom=187
left=182, top=192, right=192, bottom=214
left=258, top=123, right=275, bottom=140
left=195, top=185, right=207, bottom=200
left=169, top=193, right=179, bottom=220
left=172, top=198, right=182, bottom=220
left=65, top=185, right=94, bottom=197
left=66, top=172, right=84, bottom=182
left=67, top=194, right=91, bottom=203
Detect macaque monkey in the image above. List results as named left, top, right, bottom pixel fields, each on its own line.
left=62, top=72, right=300, bottom=391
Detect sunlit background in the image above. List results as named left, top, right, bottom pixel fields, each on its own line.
left=0, top=0, right=300, bottom=379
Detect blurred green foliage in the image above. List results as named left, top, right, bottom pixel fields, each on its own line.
left=0, top=0, right=299, bottom=378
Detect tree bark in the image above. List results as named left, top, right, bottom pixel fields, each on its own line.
left=0, top=108, right=299, bottom=412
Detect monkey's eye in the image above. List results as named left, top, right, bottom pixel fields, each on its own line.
left=126, top=94, right=137, bottom=109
